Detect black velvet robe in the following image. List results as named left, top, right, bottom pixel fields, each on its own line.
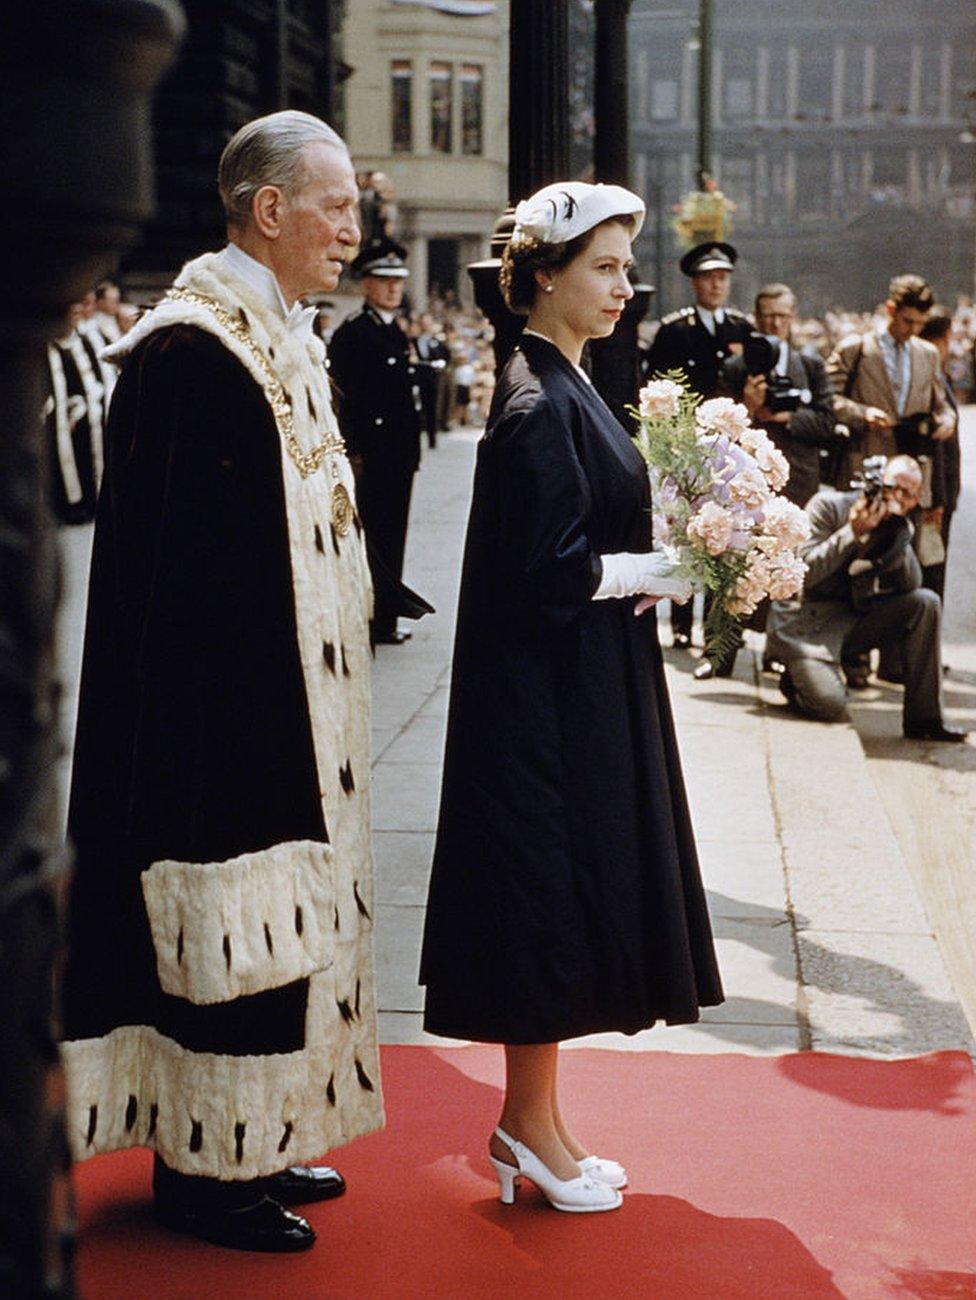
left=420, top=334, right=723, bottom=1044
left=62, top=326, right=322, bottom=1058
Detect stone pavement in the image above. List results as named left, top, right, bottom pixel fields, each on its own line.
left=371, top=426, right=976, bottom=1060
left=52, top=418, right=976, bottom=1061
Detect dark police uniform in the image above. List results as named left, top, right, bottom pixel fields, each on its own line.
left=645, top=242, right=751, bottom=646
left=646, top=302, right=752, bottom=400
left=329, top=238, right=423, bottom=643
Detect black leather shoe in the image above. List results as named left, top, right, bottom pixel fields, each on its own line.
left=267, top=1165, right=346, bottom=1206
left=374, top=628, right=412, bottom=645
left=693, top=657, right=734, bottom=681
left=903, top=720, right=969, bottom=743
left=154, top=1195, right=316, bottom=1253
left=844, top=667, right=871, bottom=690
left=672, top=632, right=691, bottom=650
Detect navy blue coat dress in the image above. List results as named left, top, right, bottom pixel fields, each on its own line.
left=419, top=334, right=723, bottom=1044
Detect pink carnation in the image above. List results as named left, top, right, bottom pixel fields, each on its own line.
left=762, top=497, right=811, bottom=549
left=767, top=553, right=807, bottom=600
left=687, top=500, right=734, bottom=556
left=696, top=397, right=752, bottom=440
left=639, top=378, right=683, bottom=420
left=752, top=440, right=790, bottom=491
left=727, top=467, right=771, bottom=510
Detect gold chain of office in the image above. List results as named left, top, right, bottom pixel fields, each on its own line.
left=165, top=287, right=354, bottom=536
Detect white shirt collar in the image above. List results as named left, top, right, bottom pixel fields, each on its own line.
left=370, top=305, right=398, bottom=325
left=217, top=243, right=318, bottom=339
left=768, top=336, right=790, bottom=375
left=696, top=306, right=724, bottom=335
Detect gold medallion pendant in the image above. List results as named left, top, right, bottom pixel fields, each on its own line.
left=331, top=482, right=354, bottom=537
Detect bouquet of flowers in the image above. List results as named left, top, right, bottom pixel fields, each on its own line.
left=631, top=375, right=811, bottom=666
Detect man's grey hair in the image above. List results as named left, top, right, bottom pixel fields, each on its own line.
left=884, top=453, right=923, bottom=483
left=218, top=110, right=348, bottom=227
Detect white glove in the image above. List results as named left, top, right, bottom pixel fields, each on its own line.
left=593, top=551, right=693, bottom=603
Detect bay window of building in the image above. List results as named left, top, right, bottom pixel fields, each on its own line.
left=460, top=64, right=483, bottom=155
left=430, top=62, right=453, bottom=154
left=391, top=60, right=412, bottom=153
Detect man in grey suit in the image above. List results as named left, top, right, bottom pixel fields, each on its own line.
left=766, top=455, right=967, bottom=743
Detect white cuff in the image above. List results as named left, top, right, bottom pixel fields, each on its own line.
left=141, top=839, right=337, bottom=1005
left=593, top=552, right=693, bottom=602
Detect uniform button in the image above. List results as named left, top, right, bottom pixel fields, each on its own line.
left=688, top=359, right=696, bottom=366
left=387, top=357, right=396, bottom=365
left=374, top=417, right=383, bottom=426
left=408, top=366, right=415, bottom=375
left=717, top=350, right=725, bottom=358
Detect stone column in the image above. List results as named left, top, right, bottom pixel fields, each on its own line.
left=407, top=235, right=429, bottom=312
left=469, top=0, right=571, bottom=374
left=590, top=0, right=652, bottom=428
left=832, top=43, right=845, bottom=124
left=0, top=4, right=183, bottom=1294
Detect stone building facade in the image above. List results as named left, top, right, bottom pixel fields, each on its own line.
left=342, top=0, right=509, bottom=307
left=630, top=0, right=976, bottom=315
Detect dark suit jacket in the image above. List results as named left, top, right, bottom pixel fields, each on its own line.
left=720, top=347, right=839, bottom=506
left=938, top=369, right=961, bottom=517
left=328, top=305, right=422, bottom=474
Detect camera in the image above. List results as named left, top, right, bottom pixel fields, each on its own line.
left=742, top=332, right=803, bottom=413
left=850, top=454, right=888, bottom=502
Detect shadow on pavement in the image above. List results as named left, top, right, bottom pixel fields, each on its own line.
left=703, top=891, right=972, bottom=1062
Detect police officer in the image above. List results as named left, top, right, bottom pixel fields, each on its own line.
left=645, top=242, right=751, bottom=660
left=330, top=236, right=423, bottom=644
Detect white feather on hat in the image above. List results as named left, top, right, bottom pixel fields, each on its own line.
left=511, top=181, right=645, bottom=248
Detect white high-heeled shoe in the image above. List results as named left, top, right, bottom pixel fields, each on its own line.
left=579, top=1155, right=628, bottom=1190
left=489, top=1127, right=623, bottom=1213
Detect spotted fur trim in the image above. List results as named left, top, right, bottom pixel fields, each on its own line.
left=62, top=971, right=384, bottom=1181
left=63, top=253, right=384, bottom=1173
left=141, top=840, right=337, bottom=1005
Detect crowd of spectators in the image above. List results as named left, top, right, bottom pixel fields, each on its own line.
left=375, top=292, right=976, bottom=434
left=791, top=299, right=976, bottom=401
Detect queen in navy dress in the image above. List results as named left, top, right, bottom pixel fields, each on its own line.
left=419, top=182, right=723, bottom=1213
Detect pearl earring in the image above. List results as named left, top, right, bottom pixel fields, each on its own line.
left=544, top=284, right=554, bottom=294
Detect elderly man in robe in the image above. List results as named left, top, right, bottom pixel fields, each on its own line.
left=60, top=111, right=384, bottom=1253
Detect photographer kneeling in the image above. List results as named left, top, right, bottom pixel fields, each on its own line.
left=766, top=455, right=968, bottom=743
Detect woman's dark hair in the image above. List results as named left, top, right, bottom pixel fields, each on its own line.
left=500, top=214, right=634, bottom=316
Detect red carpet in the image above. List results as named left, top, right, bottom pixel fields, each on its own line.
left=74, top=1046, right=976, bottom=1300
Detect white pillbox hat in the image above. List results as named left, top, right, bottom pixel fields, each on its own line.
left=511, top=181, right=645, bottom=248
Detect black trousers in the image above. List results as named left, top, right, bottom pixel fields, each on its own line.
left=153, top=1156, right=283, bottom=1212
left=359, top=467, right=415, bottom=636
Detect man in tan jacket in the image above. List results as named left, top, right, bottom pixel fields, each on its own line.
left=827, top=274, right=953, bottom=492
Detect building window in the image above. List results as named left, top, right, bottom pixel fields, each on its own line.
left=460, top=64, right=483, bottom=155
left=719, top=154, right=753, bottom=223
left=430, top=62, right=453, bottom=154
left=391, top=60, right=412, bottom=153
left=724, top=77, right=753, bottom=120
left=650, top=79, right=678, bottom=122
